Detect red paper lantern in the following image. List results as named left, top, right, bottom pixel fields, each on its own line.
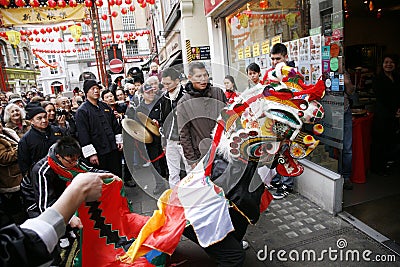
left=57, top=0, right=66, bottom=7
left=0, top=0, right=10, bottom=7
left=84, top=0, right=92, bottom=7
left=29, top=0, right=40, bottom=7
left=35, top=37, right=40, bottom=42
left=129, top=4, right=135, bottom=11
left=69, top=0, right=77, bottom=7
left=76, top=38, right=80, bottom=42
left=111, top=11, right=118, bottom=17
left=73, top=49, right=76, bottom=52
left=108, top=0, right=114, bottom=5
left=115, top=0, right=122, bottom=5
left=26, top=30, right=32, bottom=36
left=28, top=36, right=34, bottom=41
left=46, top=27, right=52, bottom=33
left=101, top=35, right=107, bottom=40
left=140, top=1, right=146, bottom=7
left=42, top=37, right=47, bottom=42
left=148, top=0, right=154, bottom=4
left=69, top=37, right=74, bottom=42
left=137, top=0, right=143, bottom=3
left=60, top=25, right=67, bottom=31
left=58, top=37, right=63, bottom=42
left=19, top=30, right=26, bottom=35
left=121, top=7, right=127, bottom=14
left=15, top=0, right=25, bottom=7
left=77, top=49, right=81, bottom=52
left=115, top=34, right=120, bottom=38
left=49, top=38, right=54, bottom=42
left=32, top=29, right=39, bottom=35
left=48, top=0, right=56, bottom=7
left=40, top=28, right=46, bottom=34
left=101, top=14, right=108, bottom=20
left=82, top=37, right=87, bottom=42
left=125, top=0, right=131, bottom=3
left=95, top=0, right=103, bottom=6
left=21, top=36, right=27, bottom=41
left=53, top=26, right=59, bottom=32
left=123, top=33, right=128, bottom=38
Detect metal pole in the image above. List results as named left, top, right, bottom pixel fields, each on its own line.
left=107, top=2, right=117, bottom=59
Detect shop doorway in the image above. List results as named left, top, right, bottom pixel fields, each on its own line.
left=342, top=0, right=400, bottom=248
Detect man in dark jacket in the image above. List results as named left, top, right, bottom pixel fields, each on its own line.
left=75, top=80, right=123, bottom=177
left=176, top=62, right=227, bottom=169
left=18, top=102, right=65, bottom=217
left=158, top=68, right=190, bottom=188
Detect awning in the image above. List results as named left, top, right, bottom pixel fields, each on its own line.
left=160, top=51, right=182, bottom=70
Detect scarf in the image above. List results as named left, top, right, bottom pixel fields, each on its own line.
left=47, top=149, right=89, bottom=181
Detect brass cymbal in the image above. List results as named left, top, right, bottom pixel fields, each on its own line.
left=136, top=112, right=160, bottom=136
left=122, top=118, right=153, bottom=143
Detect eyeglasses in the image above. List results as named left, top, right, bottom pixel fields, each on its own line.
left=61, top=155, right=79, bottom=165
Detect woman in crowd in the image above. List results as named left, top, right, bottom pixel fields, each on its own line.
left=4, top=103, right=31, bottom=138
left=371, top=54, right=400, bottom=175
left=223, top=75, right=239, bottom=104
left=41, top=101, right=69, bottom=133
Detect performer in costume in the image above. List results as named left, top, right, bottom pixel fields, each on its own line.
left=120, top=61, right=326, bottom=266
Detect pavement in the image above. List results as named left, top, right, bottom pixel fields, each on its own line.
left=124, top=167, right=400, bottom=267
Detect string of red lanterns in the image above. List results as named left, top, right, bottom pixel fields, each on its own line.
left=0, top=0, right=154, bottom=8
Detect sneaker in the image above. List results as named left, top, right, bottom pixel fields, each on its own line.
left=343, top=179, right=353, bottom=190
left=59, top=238, right=70, bottom=248
left=273, top=184, right=292, bottom=200
left=242, top=240, right=249, bottom=250
left=270, top=180, right=281, bottom=189
left=142, top=162, right=151, bottom=168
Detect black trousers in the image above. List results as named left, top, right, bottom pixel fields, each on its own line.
left=98, top=149, right=122, bottom=177
left=183, top=208, right=248, bottom=267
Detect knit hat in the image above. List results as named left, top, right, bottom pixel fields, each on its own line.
left=26, top=101, right=47, bottom=120
left=83, top=79, right=99, bottom=95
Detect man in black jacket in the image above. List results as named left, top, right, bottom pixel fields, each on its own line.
left=18, top=102, right=65, bottom=218
left=158, top=68, right=190, bottom=188
left=75, top=80, right=123, bottom=177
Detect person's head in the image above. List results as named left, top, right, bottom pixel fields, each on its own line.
left=145, top=76, right=159, bottom=91
left=83, top=79, right=101, bottom=103
left=150, top=62, right=159, bottom=72
left=381, top=54, right=398, bottom=74
left=56, top=96, right=69, bottom=110
left=246, top=63, right=261, bottom=84
left=8, top=93, right=25, bottom=108
left=26, top=102, right=48, bottom=131
left=141, top=83, right=157, bottom=104
left=4, top=103, right=25, bottom=123
left=41, top=101, right=56, bottom=122
left=115, top=88, right=125, bottom=101
left=161, top=68, right=180, bottom=93
left=101, top=89, right=116, bottom=105
left=224, top=75, right=237, bottom=91
left=188, top=62, right=209, bottom=90
left=54, top=136, right=81, bottom=168
left=124, top=82, right=136, bottom=96
left=270, top=43, right=288, bottom=67
left=133, top=76, right=143, bottom=91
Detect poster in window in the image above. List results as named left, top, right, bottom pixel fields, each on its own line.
left=310, top=34, right=321, bottom=64
left=298, top=64, right=311, bottom=85
left=299, top=36, right=310, bottom=63
left=289, top=39, right=299, bottom=64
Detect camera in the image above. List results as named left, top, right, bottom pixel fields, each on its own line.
left=56, top=108, right=69, bottom=116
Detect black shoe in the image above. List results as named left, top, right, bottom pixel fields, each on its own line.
left=270, top=180, right=281, bottom=189
left=153, top=184, right=167, bottom=195
left=343, top=179, right=353, bottom=190
left=273, top=184, right=293, bottom=200
left=124, top=180, right=137, bottom=187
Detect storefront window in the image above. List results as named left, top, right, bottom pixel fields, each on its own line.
left=224, top=0, right=346, bottom=174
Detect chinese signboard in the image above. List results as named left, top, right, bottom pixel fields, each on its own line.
left=191, top=46, right=211, bottom=60
left=0, top=5, right=85, bottom=26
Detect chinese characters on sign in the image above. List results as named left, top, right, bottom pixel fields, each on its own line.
left=191, top=46, right=211, bottom=60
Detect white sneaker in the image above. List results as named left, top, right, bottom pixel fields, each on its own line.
left=242, top=240, right=249, bottom=250
left=59, top=238, right=70, bottom=248
left=142, top=162, right=151, bottom=168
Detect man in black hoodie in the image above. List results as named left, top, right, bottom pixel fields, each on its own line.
left=176, top=62, right=227, bottom=170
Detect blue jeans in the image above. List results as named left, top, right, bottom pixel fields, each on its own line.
left=339, top=108, right=352, bottom=181
left=272, top=174, right=294, bottom=188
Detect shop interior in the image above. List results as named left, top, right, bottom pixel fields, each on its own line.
left=342, top=0, right=400, bottom=246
